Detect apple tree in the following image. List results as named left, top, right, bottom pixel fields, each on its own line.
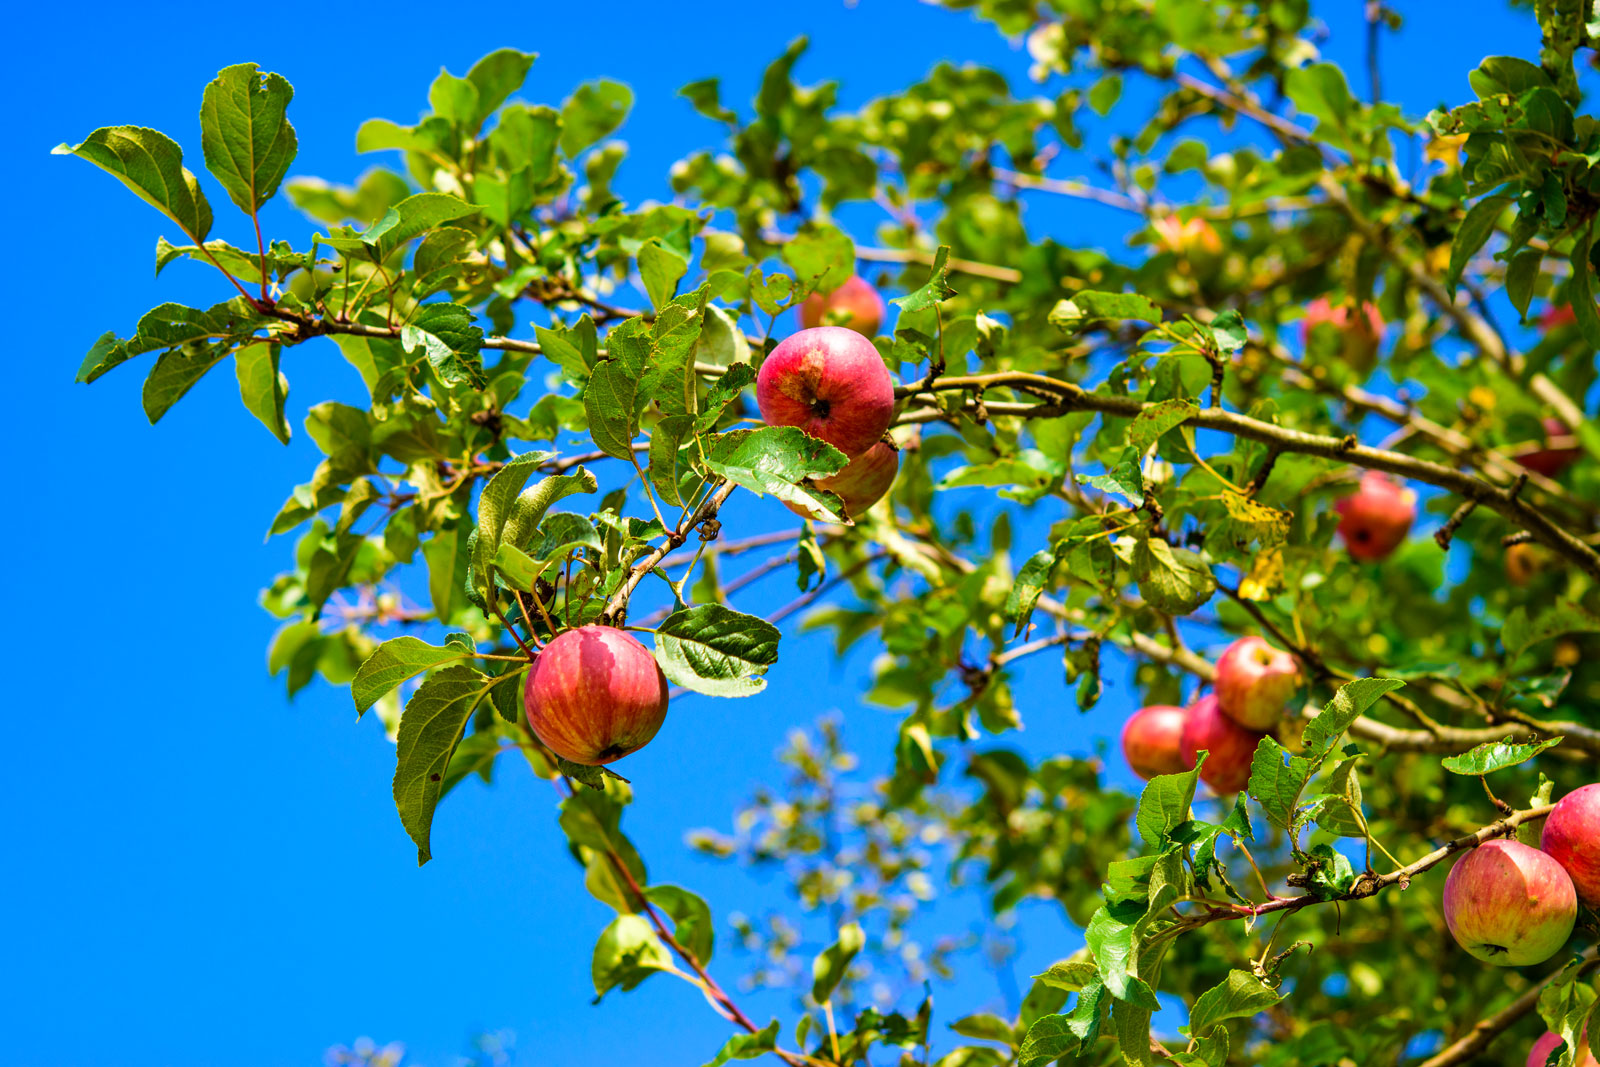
left=58, top=2, right=1600, bottom=1064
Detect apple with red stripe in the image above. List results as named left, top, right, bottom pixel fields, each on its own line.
left=757, top=326, right=896, bottom=459
left=523, top=625, right=670, bottom=766
left=1441, top=838, right=1576, bottom=966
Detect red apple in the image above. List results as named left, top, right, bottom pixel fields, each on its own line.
left=1528, top=1027, right=1598, bottom=1067
left=1302, top=296, right=1385, bottom=372
left=1214, top=636, right=1300, bottom=731
left=1538, top=304, right=1577, bottom=331
left=1121, top=704, right=1191, bottom=781
left=1541, top=782, right=1600, bottom=908
left=1179, top=693, right=1267, bottom=794
left=1441, top=838, right=1577, bottom=966
left=757, top=326, right=896, bottom=458
left=785, top=440, right=899, bottom=522
left=801, top=275, right=885, bottom=337
left=1335, top=471, right=1415, bottom=561
left=1518, top=418, right=1581, bottom=478
left=523, top=625, right=670, bottom=766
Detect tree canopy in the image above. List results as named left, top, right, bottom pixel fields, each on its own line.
left=59, top=2, right=1600, bottom=1065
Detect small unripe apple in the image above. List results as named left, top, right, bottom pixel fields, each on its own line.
left=801, top=275, right=885, bottom=337
left=1528, top=1027, right=1598, bottom=1067
left=1302, top=297, right=1384, bottom=373
left=785, top=439, right=899, bottom=522
left=1505, top=541, right=1554, bottom=586
left=1121, top=704, right=1190, bottom=781
left=1441, top=838, right=1576, bottom=966
left=1335, top=471, right=1415, bottom=561
left=1518, top=418, right=1581, bottom=478
left=757, top=326, right=896, bottom=458
left=1541, top=782, right=1600, bottom=908
left=1179, top=693, right=1266, bottom=794
left=1214, top=636, right=1300, bottom=731
left=523, top=625, right=670, bottom=766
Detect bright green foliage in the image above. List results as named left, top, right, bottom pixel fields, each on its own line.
left=62, top=2, right=1600, bottom=1063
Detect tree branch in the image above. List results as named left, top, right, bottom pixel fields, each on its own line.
left=1417, top=946, right=1598, bottom=1067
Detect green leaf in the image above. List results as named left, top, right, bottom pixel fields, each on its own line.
left=783, top=223, right=856, bottom=294
left=54, top=126, right=213, bottom=242
left=1088, top=73, right=1123, bottom=115
left=532, top=512, right=604, bottom=561
left=892, top=246, right=956, bottom=312
left=645, top=885, right=714, bottom=965
left=1005, top=549, right=1057, bottom=637
left=649, top=415, right=695, bottom=506
left=462, top=49, right=538, bottom=129
left=702, top=1020, right=779, bottom=1067
left=352, top=635, right=479, bottom=714
left=468, top=449, right=557, bottom=603
left=1076, top=448, right=1144, bottom=504
left=639, top=239, right=689, bottom=312
left=492, top=542, right=546, bottom=591
left=1032, top=960, right=1100, bottom=993
left=1128, top=399, right=1198, bottom=454
left=1566, top=230, right=1600, bottom=350
left=1132, top=537, right=1215, bottom=615
left=1084, top=905, right=1161, bottom=1009
left=592, top=913, right=673, bottom=998
left=560, top=79, right=632, bottom=156
left=1210, top=310, right=1248, bottom=353
left=336, top=193, right=479, bottom=261
left=811, top=922, right=865, bottom=1003
left=696, top=363, right=756, bottom=434
left=584, top=359, right=638, bottom=460
left=392, top=665, right=497, bottom=864
left=1447, top=195, right=1510, bottom=295
left=950, top=1014, right=1015, bottom=1045
left=1284, top=63, right=1356, bottom=149
left=76, top=332, right=132, bottom=384
left=1505, top=249, right=1543, bottom=321
left=234, top=340, right=289, bottom=443
left=199, top=63, right=298, bottom=215
left=500, top=468, right=601, bottom=553
left=423, top=523, right=468, bottom=622
left=1049, top=291, right=1160, bottom=328
left=1018, top=982, right=1105, bottom=1067
left=655, top=604, right=781, bottom=697
left=1304, top=678, right=1404, bottom=758
left=1504, top=601, right=1600, bottom=659
left=1186, top=970, right=1282, bottom=1036
left=1441, top=737, right=1563, bottom=775
left=400, top=302, right=486, bottom=388
left=1136, top=758, right=1204, bottom=848
left=1246, top=737, right=1311, bottom=830
left=702, top=427, right=850, bottom=519
left=143, top=343, right=231, bottom=424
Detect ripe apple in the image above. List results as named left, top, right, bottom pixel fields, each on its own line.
left=785, top=439, right=899, bottom=522
left=1441, top=838, right=1577, bottom=966
left=1505, top=541, right=1554, bottom=586
left=523, top=625, right=670, bottom=766
left=1152, top=215, right=1223, bottom=270
left=1302, top=296, right=1385, bottom=372
left=757, top=326, right=896, bottom=458
left=1528, top=1027, right=1598, bottom=1067
left=1538, top=303, right=1577, bottom=331
left=1121, top=705, right=1191, bottom=781
left=1541, top=782, right=1600, bottom=907
left=1518, top=418, right=1581, bottom=478
left=1179, top=693, right=1267, bottom=794
left=1214, top=636, right=1300, bottom=731
left=1335, top=471, right=1415, bottom=561
left=801, top=275, right=885, bottom=337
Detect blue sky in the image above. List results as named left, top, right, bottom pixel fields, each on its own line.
left=2, top=2, right=1545, bottom=1065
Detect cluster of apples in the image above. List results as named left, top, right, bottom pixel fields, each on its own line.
left=1445, top=784, right=1600, bottom=1067
left=1120, top=636, right=1301, bottom=793
left=516, top=278, right=900, bottom=769
left=759, top=276, right=900, bottom=521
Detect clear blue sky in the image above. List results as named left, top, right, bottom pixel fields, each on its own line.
left=2, top=2, right=1542, bottom=1065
